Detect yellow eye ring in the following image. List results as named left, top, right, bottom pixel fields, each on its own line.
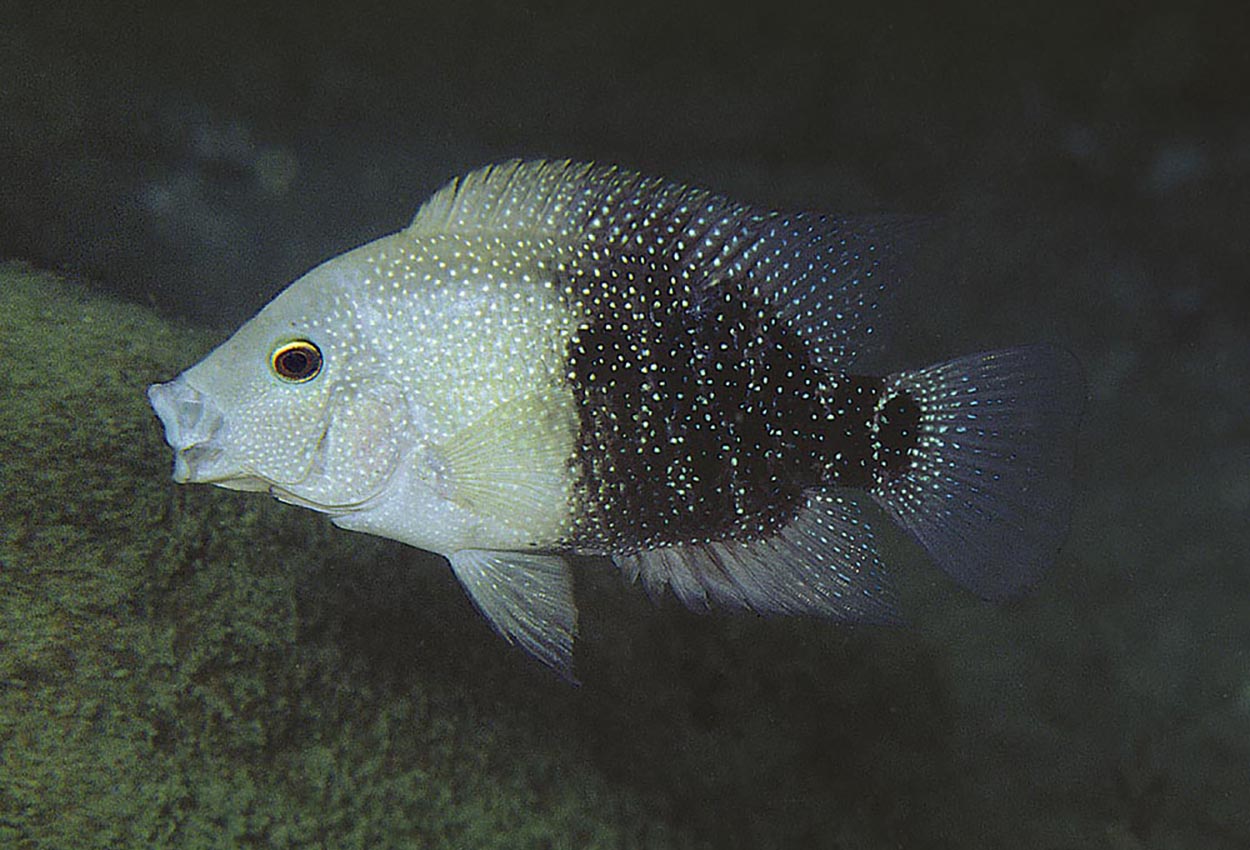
left=271, top=340, right=323, bottom=383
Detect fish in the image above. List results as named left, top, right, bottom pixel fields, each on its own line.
left=148, top=159, right=1084, bottom=679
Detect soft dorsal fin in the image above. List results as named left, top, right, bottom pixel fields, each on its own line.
left=739, top=212, right=917, bottom=370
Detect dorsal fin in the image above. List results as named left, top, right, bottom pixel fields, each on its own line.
left=408, top=159, right=744, bottom=248
left=410, top=160, right=914, bottom=369
left=737, top=213, right=917, bottom=370
left=409, top=159, right=624, bottom=238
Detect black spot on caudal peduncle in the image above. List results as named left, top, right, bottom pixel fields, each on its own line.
left=819, top=375, right=882, bottom=488
left=808, top=376, right=921, bottom=489
left=871, top=389, right=921, bottom=483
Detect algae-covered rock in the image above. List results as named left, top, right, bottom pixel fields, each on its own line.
left=0, top=264, right=682, bottom=849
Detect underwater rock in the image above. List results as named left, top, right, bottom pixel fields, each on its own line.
left=0, top=263, right=686, bottom=849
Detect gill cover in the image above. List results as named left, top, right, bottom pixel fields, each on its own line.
left=273, top=377, right=409, bottom=513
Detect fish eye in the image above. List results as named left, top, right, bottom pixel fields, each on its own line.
left=271, top=340, right=323, bottom=383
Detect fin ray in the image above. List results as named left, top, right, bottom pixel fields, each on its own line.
left=613, top=492, right=897, bottom=623
left=432, top=391, right=576, bottom=540
left=737, top=213, right=920, bottom=370
left=447, top=550, right=578, bottom=679
left=413, top=159, right=917, bottom=370
left=409, top=159, right=617, bottom=238
left=870, top=345, right=1085, bottom=599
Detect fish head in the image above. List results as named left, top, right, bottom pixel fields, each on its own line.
left=148, top=257, right=412, bottom=517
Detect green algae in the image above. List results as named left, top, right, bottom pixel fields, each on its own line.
left=0, top=264, right=681, bottom=849
left=10, top=263, right=1170, bottom=850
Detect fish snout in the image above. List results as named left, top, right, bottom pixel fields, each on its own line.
left=147, top=377, right=226, bottom=483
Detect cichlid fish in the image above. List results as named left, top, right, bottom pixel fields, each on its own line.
left=148, top=160, right=1083, bottom=678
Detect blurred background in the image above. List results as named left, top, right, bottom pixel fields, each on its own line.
left=3, top=0, right=1248, bottom=847
left=4, top=0, right=1244, bottom=328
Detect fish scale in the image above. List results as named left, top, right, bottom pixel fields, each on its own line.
left=148, top=159, right=1085, bottom=679
left=564, top=260, right=828, bottom=552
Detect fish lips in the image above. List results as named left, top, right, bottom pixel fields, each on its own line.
left=147, top=377, right=233, bottom=485
left=147, top=376, right=396, bottom=512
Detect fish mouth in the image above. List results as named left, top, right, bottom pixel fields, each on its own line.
left=147, top=376, right=397, bottom=515
left=148, top=377, right=229, bottom=484
left=147, top=377, right=307, bottom=493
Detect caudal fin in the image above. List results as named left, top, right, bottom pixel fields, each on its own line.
left=870, top=345, right=1085, bottom=599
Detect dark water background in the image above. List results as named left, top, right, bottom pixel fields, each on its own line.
left=3, top=0, right=1248, bottom=847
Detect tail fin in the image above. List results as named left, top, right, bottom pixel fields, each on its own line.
left=870, top=345, right=1085, bottom=599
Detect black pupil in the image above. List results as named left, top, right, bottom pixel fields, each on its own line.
left=278, top=346, right=318, bottom=379
left=283, top=350, right=308, bottom=374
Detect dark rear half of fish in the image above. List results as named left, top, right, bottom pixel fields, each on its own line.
left=548, top=165, right=1084, bottom=620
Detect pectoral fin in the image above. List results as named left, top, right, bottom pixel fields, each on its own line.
left=432, top=391, right=577, bottom=543
left=447, top=549, right=578, bottom=680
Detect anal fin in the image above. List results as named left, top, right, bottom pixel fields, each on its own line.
left=613, top=492, right=898, bottom=624
left=448, top=550, right=578, bottom=680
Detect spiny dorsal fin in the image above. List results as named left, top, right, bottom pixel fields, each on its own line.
left=411, top=160, right=913, bottom=369
left=409, top=159, right=622, bottom=238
